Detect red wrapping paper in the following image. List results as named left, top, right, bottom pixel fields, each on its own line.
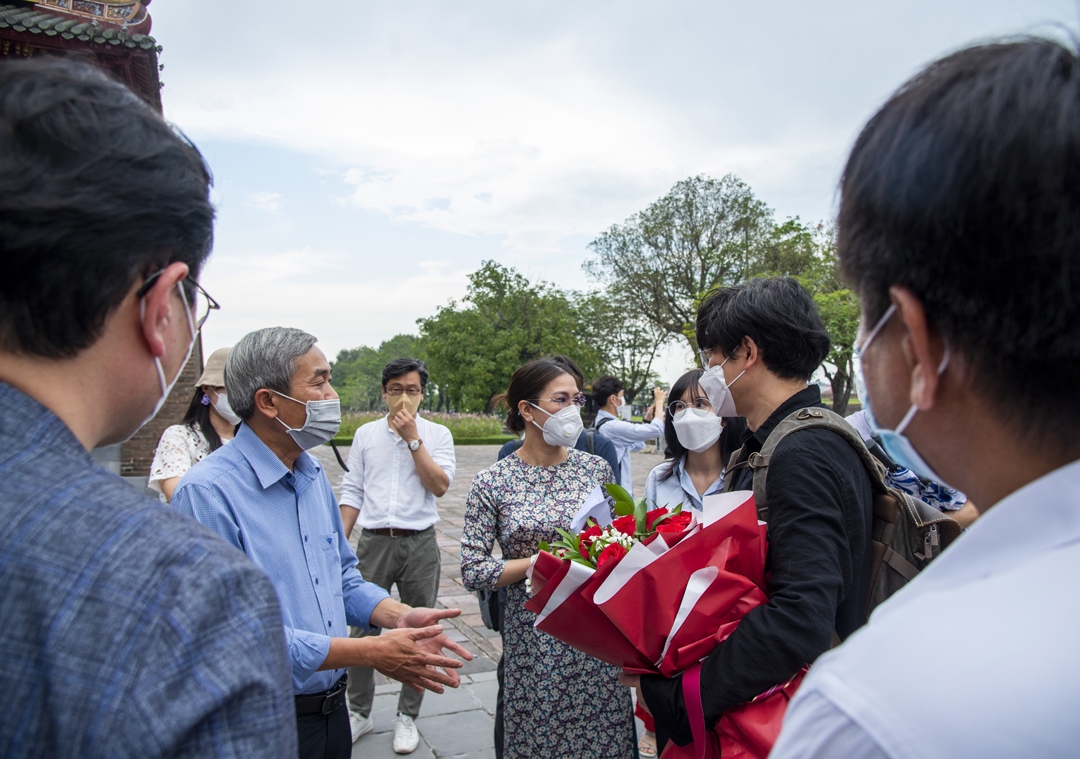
left=526, top=550, right=655, bottom=671
left=524, top=491, right=803, bottom=759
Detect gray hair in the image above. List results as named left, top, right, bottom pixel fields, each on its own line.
left=224, top=327, right=318, bottom=420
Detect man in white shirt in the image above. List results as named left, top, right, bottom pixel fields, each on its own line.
left=592, top=375, right=665, bottom=496
left=770, top=38, right=1080, bottom=758
left=338, top=358, right=456, bottom=754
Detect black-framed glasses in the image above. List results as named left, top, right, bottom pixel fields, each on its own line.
left=385, top=387, right=424, bottom=397
left=532, top=393, right=587, bottom=408
left=669, top=397, right=712, bottom=416
left=137, top=269, right=220, bottom=331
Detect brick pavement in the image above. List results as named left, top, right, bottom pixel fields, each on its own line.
left=310, top=442, right=664, bottom=758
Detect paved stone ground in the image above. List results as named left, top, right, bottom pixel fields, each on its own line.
left=310, top=443, right=664, bottom=759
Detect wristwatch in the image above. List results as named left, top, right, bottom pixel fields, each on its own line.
left=408, top=438, right=422, bottom=452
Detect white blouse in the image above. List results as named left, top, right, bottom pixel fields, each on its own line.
left=148, top=424, right=211, bottom=494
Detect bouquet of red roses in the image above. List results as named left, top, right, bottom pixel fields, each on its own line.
left=524, top=485, right=804, bottom=759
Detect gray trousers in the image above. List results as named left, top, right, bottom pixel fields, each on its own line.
left=347, top=526, right=441, bottom=718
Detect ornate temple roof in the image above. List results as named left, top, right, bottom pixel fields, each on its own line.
left=0, top=4, right=156, bottom=48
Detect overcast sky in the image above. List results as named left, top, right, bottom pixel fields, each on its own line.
left=150, top=0, right=1076, bottom=380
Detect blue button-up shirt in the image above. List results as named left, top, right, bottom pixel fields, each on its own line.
left=172, top=423, right=390, bottom=694
left=643, top=456, right=724, bottom=512
left=595, top=409, right=665, bottom=496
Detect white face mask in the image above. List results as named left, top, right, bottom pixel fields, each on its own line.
left=530, top=403, right=584, bottom=448
left=273, top=390, right=342, bottom=450
left=672, top=407, right=723, bottom=452
left=698, top=356, right=744, bottom=418
left=130, top=281, right=197, bottom=440
left=212, top=392, right=242, bottom=426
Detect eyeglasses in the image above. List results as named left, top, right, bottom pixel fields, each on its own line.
left=532, top=393, right=587, bottom=408
left=137, top=269, right=220, bottom=331
left=668, top=398, right=712, bottom=416
left=385, top=387, right=424, bottom=397
left=697, top=347, right=717, bottom=367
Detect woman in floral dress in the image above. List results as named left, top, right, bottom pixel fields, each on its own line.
left=461, top=358, right=635, bottom=759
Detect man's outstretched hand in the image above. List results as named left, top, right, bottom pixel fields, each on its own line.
left=390, top=607, right=473, bottom=693
left=370, top=625, right=468, bottom=693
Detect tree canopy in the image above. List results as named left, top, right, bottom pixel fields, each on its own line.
left=586, top=175, right=859, bottom=413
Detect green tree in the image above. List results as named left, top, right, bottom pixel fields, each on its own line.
left=417, top=261, right=598, bottom=412
left=584, top=174, right=774, bottom=356
left=574, top=289, right=667, bottom=402
left=331, top=334, right=423, bottom=412
left=793, top=225, right=860, bottom=416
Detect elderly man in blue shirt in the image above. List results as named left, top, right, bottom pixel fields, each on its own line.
left=172, top=326, right=471, bottom=759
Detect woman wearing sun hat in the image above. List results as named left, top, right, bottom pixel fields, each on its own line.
left=148, top=347, right=240, bottom=501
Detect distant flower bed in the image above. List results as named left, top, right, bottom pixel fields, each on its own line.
left=337, top=411, right=506, bottom=440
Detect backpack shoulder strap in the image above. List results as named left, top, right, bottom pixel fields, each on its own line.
left=594, top=417, right=614, bottom=433
left=749, top=407, right=889, bottom=521
left=585, top=429, right=596, bottom=455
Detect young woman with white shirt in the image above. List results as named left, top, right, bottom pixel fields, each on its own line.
left=643, top=369, right=746, bottom=513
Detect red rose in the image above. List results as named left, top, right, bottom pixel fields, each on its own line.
left=578, top=524, right=603, bottom=558
left=596, top=542, right=628, bottom=568
left=645, top=507, right=670, bottom=532
left=612, top=515, right=637, bottom=536
left=655, top=511, right=693, bottom=535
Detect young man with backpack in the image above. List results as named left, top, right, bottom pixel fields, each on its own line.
left=771, top=38, right=1080, bottom=757
left=632, top=276, right=876, bottom=753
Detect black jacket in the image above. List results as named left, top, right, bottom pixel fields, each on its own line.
left=640, top=385, right=873, bottom=747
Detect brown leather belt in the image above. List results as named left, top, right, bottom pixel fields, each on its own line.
left=365, top=527, right=423, bottom=538
left=295, top=674, right=347, bottom=716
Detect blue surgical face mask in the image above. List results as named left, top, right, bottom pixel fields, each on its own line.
left=856, top=303, right=951, bottom=485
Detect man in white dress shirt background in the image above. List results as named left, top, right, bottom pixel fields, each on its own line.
left=770, top=37, right=1080, bottom=758
left=339, top=357, right=456, bottom=754
left=592, top=375, right=666, bottom=496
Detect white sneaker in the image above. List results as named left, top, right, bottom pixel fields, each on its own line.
left=392, top=713, right=419, bottom=754
left=349, top=710, right=373, bottom=743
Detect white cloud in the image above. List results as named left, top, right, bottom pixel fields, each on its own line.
left=246, top=191, right=285, bottom=213
left=196, top=247, right=472, bottom=360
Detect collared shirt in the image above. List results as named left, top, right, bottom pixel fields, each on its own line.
left=643, top=457, right=724, bottom=512
left=339, top=414, right=456, bottom=530
left=771, top=457, right=1080, bottom=758
left=171, top=423, right=390, bottom=694
left=0, top=382, right=296, bottom=756
left=594, top=409, right=665, bottom=495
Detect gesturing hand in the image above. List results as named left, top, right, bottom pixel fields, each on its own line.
left=390, top=608, right=474, bottom=692
left=372, top=625, right=468, bottom=694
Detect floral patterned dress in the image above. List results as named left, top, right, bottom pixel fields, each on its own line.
left=461, top=449, right=634, bottom=759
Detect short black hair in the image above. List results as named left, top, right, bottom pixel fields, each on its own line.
left=0, top=58, right=214, bottom=358
left=382, top=357, right=429, bottom=389
left=696, top=277, right=829, bottom=381
left=838, top=38, right=1080, bottom=445
left=592, top=375, right=625, bottom=409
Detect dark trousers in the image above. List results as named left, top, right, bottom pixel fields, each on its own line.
left=296, top=699, right=351, bottom=759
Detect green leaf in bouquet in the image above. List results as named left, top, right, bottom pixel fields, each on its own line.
left=634, top=496, right=648, bottom=535
left=606, top=483, right=636, bottom=516
left=539, top=541, right=550, bottom=552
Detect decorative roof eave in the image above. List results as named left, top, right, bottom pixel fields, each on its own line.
left=0, top=5, right=157, bottom=49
